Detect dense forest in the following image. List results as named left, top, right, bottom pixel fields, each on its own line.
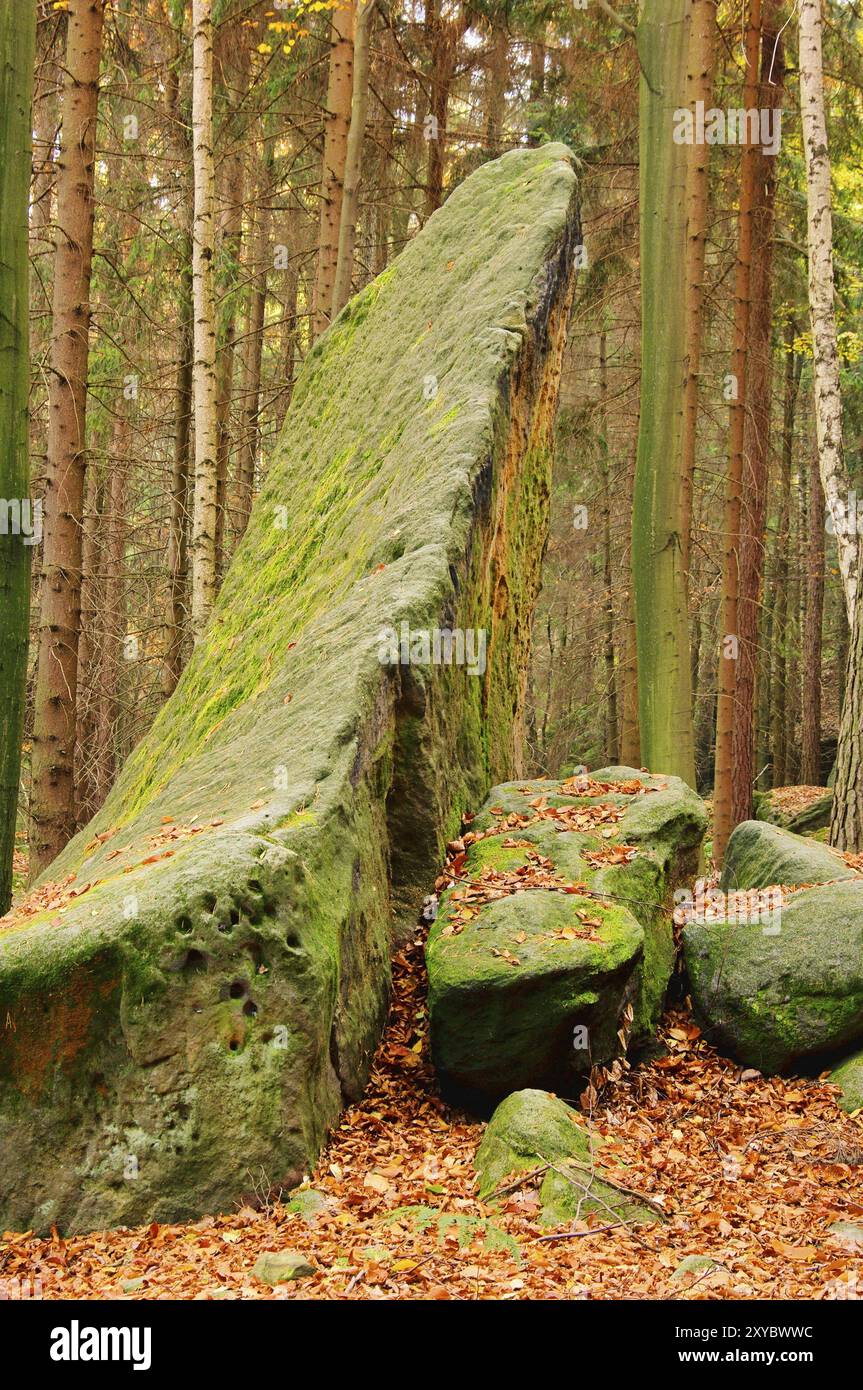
left=1, top=0, right=863, bottom=1325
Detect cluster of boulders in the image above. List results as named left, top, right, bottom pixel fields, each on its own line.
left=424, top=772, right=863, bottom=1229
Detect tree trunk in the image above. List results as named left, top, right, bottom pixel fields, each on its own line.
left=730, top=11, right=783, bottom=826
left=312, top=1, right=355, bottom=338
left=190, top=0, right=219, bottom=641
left=483, top=22, right=509, bottom=157
left=333, top=0, right=375, bottom=318
left=712, top=0, right=761, bottom=864
left=236, top=136, right=272, bottom=540
left=598, top=334, right=618, bottom=758
left=802, top=453, right=825, bottom=784
left=631, top=0, right=696, bottom=785
left=424, top=3, right=466, bottom=218
left=0, top=0, right=36, bottom=908
left=680, top=0, right=715, bottom=576
left=29, top=0, right=104, bottom=880
left=799, top=0, right=856, bottom=622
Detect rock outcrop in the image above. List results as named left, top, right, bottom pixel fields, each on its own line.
left=427, top=768, right=706, bottom=1101
left=0, top=146, right=580, bottom=1233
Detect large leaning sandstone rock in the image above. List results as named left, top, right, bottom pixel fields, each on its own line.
left=0, top=146, right=580, bottom=1233
left=426, top=768, right=706, bottom=1101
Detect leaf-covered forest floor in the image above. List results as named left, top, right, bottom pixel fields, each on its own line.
left=3, top=929, right=863, bottom=1301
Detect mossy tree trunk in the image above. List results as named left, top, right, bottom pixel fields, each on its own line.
left=29, top=0, right=105, bottom=879
left=712, top=0, right=761, bottom=864
left=680, top=0, right=715, bottom=577
left=0, top=0, right=36, bottom=910
left=631, top=0, right=695, bottom=785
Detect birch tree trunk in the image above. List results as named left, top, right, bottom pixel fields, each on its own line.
left=799, top=0, right=856, bottom=622
left=190, top=0, right=219, bottom=640
left=0, top=0, right=36, bottom=908
left=29, top=0, right=104, bottom=879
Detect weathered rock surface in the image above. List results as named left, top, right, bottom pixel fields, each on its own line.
left=754, top=788, right=833, bottom=835
left=0, top=146, right=580, bottom=1233
left=720, top=819, right=854, bottom=893
left=685, top=880, right=863, bottom=1072
left=830, top=1048, right=863, bottom=1114
left=427, top=768, right=706, bottom=1100
left=474, top=1088, right=658, bottom=1227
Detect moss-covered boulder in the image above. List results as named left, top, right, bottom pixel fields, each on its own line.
left=830, top=1048, right=863, bottom=1114
left=0, top=146, right=580, bottom=1234
left=720, top=820, right=854, bottom=893
left=426, top=768, right=706, bottom=1101
left=684, top=880, right=863, bottom=1072
left=754, top=788, right=833, bottom=835
left=475, top=1089, right=657, bottom=1227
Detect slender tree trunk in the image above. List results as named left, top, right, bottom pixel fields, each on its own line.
left=799, top=0, right=856, bottom=622
left=424, top=4, right=466, bottom=218
left=483, top=22, right=509, bottom=156
left=312, top=1, right=355, bottom=338
left=236, top=137, right=272, bottom=540
left=712, top=0, right=761, bottom=864
left=29, top=0, right=104, bottom=880
left=802, top=453, right=825, bottom=784
left=730, top=11, right=783, bottom=826
left=631, top=0, right=696, bottom=785
left=598, top=334, right=618, bottom=758
left=95, top=420, right=128, bottom=806
left=0, top=0, right=36, bottom=908
left=190, top=0, right=219, bottom=641
left=680, top=0, right=715, bottom=576
left=333, top=0, right=375, bottom=317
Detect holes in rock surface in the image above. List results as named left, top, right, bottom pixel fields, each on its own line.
left=202, top=893, right=218, bottom=915
left=286, top=932, right=301, bottom=949
left=229, top=980, right=248, bottom=1000
left=176, top=915, right=193, bottom=935
left=181, top=949, right=208, bottom=974
left=229, top=1039, right=240, bottom=1052
left=229, top=908, right=241, bottom=927
left=217, top=921, right=232, bottom=934
left=243, top=1000, right=258, bottom=1017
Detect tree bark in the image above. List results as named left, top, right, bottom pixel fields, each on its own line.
left=799, top=0, right=856, bottom=622
left=29, top=0, right=104, bottom=879
left=730, top=11, right=783, bottom=826
left=712, top=0, right=761, bottom=864
left=312, top=0, right=355, bottom=338
left=680, top=0, right=715, bottom=576
left=333, top=0, right=375, bottom=318
left=0, top=0, right=36, bottom=908
left=801, top=454, right=825, bottom=784
left=190, top=0, right=219, bottom=641
left=631, top=0, right=696, bottom=785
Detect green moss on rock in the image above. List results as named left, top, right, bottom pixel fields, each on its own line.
left=720, top=820, right=855, bottom=893
left=829, top=1047, right=863, bottom=1113
left=427, top=770, right=706, bottom=1101
left=684, top=880, right=863, bottom=1072
left=475, top=1089, right=657, bottom=1227
left=0, top=145, right=580, bottom=1234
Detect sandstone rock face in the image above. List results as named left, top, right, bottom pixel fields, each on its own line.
left=719, top=819, right=854, bottom=893
left=0, top=146, right=580, bottom=1233
left=426, top=768, right=706, bottom=1102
